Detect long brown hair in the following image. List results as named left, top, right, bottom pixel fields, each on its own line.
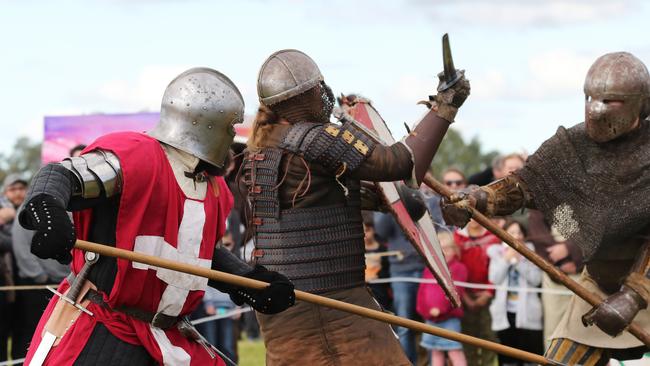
left=247, top=104, right=280, bottom=151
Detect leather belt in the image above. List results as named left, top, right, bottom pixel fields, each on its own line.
left=67, top=272, right=180, bottom=329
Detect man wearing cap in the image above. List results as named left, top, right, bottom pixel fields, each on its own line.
left=11, top=174, right=70, bottom=360
left=19, top=68, right=295, bottom=366
left=0, top=173, right=27, bottom=361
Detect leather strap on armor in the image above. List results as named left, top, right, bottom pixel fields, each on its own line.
left=279, top=120, right=378, bottom=174
left=66, top=272, right=180, bottom=329
left=72, top=276, right=180, bottom=329
left=243, top=148, right=366, bottom=293
left=61, top=149, right=122, bottom=199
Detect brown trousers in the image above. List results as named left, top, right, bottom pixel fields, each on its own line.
left=257, top=286, right=411, bottom=366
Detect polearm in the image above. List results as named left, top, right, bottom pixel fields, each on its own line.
left=74, top=239, right=558, bottom=365
left=422, top=173, right=650, bottom=347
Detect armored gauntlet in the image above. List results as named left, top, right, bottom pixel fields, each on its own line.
left=440, top=175, right=533, bottom=227
left=229, top=265, right=296, bottom=314
left=19, top=164, right=76, bottom=264
left=404, top=72, right=470, bottom=185
left=582, top=286, right=647, bottom=337
left=583, top=245, right=650, bottom=337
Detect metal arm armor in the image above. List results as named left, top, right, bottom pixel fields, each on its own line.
left=279, top=119, right=378, bottom=175
left=60, top=150, right=123, bottom=199
left=624, top=243, right=650, bottom=306
left=476, top=174, right=536, bottom=217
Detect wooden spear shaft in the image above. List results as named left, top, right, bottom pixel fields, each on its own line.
left=422, top=173, right=650, bottom=347
left=74, top=239, right=555, bottom=365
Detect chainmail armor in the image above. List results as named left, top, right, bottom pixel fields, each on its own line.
left=517, top=120, right=650, bottom=260
left=269, top=82, right=335, bottom=125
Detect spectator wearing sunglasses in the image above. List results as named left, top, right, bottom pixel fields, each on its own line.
left=431, top=168, right=468, bottom=232
left=442, top=168, right=467, bottom=190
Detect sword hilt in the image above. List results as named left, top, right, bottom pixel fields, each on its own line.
left=66, top=251, right=99, bottom=303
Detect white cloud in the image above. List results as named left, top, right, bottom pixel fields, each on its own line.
left=415, top=0, right=636, bottom=27
left=458, top=50, right=595, bottom=101
left=523, top=49, right=594, bottom=99
left=470, top=70, right=508, bottom=100
left=393, top=75, right=433, bottom=103
left=91, top=65, right=190, bottom=112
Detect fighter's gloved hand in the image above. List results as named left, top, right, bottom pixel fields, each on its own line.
left=582, top=286, right=647, bottom=337
left=360, top=181, right=388, bottom=212
left=19, top=194, right=75, bottom=264
left=433, top=70, right=470, bottom=122
left=440, top=185, right=485, bottom=227
left=230, top=265, right=295, bottom=314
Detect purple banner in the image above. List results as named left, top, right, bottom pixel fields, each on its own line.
left=43, top=112, right=159, bottom=163
left=43, top=112, right=251, bottom=163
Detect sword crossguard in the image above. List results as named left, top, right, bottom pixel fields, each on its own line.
left=46, top=286, right=94, bottom=316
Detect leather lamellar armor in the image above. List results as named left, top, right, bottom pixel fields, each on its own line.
left=243, top=120, right=378, bottom=293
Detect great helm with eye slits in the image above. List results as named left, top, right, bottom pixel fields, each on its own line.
left=148, top=67, right=245, bottom=168
left=584, top=52, right=650, bottom=143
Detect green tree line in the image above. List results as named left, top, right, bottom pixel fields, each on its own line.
left=0, top=137, right=42, bottom=184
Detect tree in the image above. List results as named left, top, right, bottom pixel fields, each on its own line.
left=0, top=137, right=42, bottom=184
left=429, top=128, right=498, bottom=179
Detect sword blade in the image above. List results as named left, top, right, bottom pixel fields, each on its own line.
left=438, top=33, right=461, bottom=92
left=442, top=33, right=456, bottom=83
left=30, top=331, right=57, bottom=366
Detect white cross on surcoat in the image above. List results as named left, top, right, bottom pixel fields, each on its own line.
left=132, top=200, right=211, bottom=317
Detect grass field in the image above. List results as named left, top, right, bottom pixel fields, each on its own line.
left=238, top=339, right=266, bottom=366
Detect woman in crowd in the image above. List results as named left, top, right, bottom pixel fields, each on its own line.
left=487, top=220, right=543, bottom=366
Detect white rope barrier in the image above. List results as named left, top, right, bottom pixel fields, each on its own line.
left=0, top=284, right=58, bottom=291
left=190, top=306, right=253, bottom=325
left=0, top=358, right=25, bottom=366
left=0, top=278, right=573, bottom=295
left=369, top=276, right=574, bottom=295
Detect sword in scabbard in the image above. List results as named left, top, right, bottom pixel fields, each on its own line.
left=47, top=251, right=99, bottom=315
left=31, top=251, right=99, bottom=366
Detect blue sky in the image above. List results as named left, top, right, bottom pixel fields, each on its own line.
left=1, top=0, right=649, bottom=158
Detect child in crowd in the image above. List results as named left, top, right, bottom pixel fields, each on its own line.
left=362, top=212, right=392, bottom=311
left=416, top=232, right=468, bottom=366
left=454, top=219, right=500, bottom=366
left=487, top=220, right=543, bottom=366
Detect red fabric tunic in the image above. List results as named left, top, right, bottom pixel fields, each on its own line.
left=453, top=228, right=500, bottom=295
left=25, top=132, right=233, bottom=366
left=416, top=259, right=468, bottom=322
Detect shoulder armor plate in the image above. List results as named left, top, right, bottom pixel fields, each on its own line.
left=279, top=120, right=378, bottom=173
left=62, top=150, right=122, bottom=199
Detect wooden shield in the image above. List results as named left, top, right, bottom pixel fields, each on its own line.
left=342, top=98, right=460, bottom=307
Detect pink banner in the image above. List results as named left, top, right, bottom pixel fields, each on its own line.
left=43, top=112, right=251, bottom=163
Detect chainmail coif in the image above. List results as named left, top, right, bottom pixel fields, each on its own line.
left=517, top=119, right=650, bottom=260
left=270, top=82, right=335, bottom=125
